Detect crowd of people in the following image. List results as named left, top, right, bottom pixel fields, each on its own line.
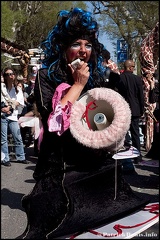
left=1, top=6, right=159, bottom=240
left=1, top=65, right=40, bottom=166
left=1, top=67, right=28, bottom=166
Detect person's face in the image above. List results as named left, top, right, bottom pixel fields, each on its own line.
left=129, top=62, right=135, bottom=72
left=4, top=70, right=15, bottom=83
left=66, top=39, right=92, bottom=63
left=18, top=83, right=22, bottom=88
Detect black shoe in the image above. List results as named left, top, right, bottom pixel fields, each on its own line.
left=134, top=156, right=142, bottom=164
left=2, top=161, right=11, bottom=167
left=17, top=160, right=29, bottom=164
left=118, top=145, right=130, bottom=153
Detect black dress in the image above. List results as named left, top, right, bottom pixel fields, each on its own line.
left=16, top=69, right=148, bottom=239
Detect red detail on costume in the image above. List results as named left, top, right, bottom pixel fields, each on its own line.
left=82, top=100, right=97, bottom=129
left=69, top=203, right=159, bottom=238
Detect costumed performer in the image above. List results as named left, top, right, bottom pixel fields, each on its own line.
left=17, top=8, right=148, bottom=239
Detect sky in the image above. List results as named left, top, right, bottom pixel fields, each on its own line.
left=85, top=2, right=117, bottom=62
left=98, top=34, right=116, bottom=62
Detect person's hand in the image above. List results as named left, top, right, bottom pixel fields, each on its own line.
left=146, top=73, right=155, bottom=90
left=1, top=106, right=12, bottom=115
left=68, top=61, right=90, bottom=87
left=150, top=81, right=155, bottom=90
left=11, top=99, right=19, bottom=108
left=146, top=73, right=152, bottom=81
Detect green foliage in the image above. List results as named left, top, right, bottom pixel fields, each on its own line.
left=1, top=1, right=87, bottom=49
left=89, top=1, right=159, bottom=71
left=1, top=2, right=15, bottom=40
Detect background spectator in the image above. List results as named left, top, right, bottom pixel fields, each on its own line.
left=1, top=67, right=28, bottom=166
left=117, top=59, right=145, bottom=170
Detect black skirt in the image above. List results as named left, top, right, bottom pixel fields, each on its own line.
left=16, top=136, right=148, bottom=239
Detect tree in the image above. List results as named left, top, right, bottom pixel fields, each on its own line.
left=1, top=1, right=26, bottom=40
left=1, top=1, right=87, bottom=69
left=90, top=1, right=159, bottom=67
left=1, top=1, right=87, bottom=49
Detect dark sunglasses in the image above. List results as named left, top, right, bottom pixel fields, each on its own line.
left=4, top=73, right=15, bottom=76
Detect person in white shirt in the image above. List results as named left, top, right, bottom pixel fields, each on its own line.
left=1, top=67, right=29, bottom=166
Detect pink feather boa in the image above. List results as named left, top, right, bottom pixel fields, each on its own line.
left=70, top=88, right=131, bottom=153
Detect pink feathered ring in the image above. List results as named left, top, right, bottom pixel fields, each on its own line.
left=70, top=88, right=131, bottom=152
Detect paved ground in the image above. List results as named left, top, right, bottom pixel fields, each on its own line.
left=1, top=145, right=159, bottom=239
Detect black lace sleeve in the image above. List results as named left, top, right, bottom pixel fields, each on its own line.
left=34, top=68, right=56, bottom=120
